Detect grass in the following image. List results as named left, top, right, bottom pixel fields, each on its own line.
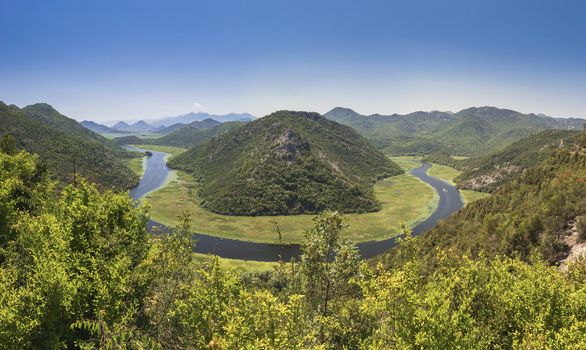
left=389, top=156, right=422, bottom=171
left=130, top=144, right=187, bottom=157
left=145, top=159, right=438, bottom=244
left=460, top=189, right=490, bottom=204
left=451, top=156, right=469, bottom=160
left=124, top=157, right=145, bottom=177
left=101, top=132, right=162, bottom=140
left=427, top=163, right=489, bottom=205
left=427, top=164, right=461, bottom=186
left=194, top=253, right=278, bottom=273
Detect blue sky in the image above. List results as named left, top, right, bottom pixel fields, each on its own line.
left=1, top=0, right=585, bottom=121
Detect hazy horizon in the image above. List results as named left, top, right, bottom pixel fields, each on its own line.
left=2, top=0, right=586, bottom=121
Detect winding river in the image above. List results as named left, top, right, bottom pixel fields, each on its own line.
left=125, top=146, right=464, bottom=261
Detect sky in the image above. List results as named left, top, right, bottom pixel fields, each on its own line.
left=1, top=0, right=586, bottom=122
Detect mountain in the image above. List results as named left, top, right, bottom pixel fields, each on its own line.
left=455, top=129, right=580, bottom=192
left=112, top=121, right=133, bottom=132
left=131, top=120, right=153, bottom=131
left=0, top=102, right=139, bottom=189
left=325, top=106, right=586, bottom=156
left=190, top=118, right=222, bottom=129
left=113, top=135, right=146, bottom=145
left=113, top=121, right=243, bottom=148
left=21, top=103, right=133, bottom=158
left=149, top=112, right=254, bottom=127
left=81, top=120, right=124, bottom=134
left=111, top=120, right=154, bottom=132
left=383, top=129, right=586, bottom=270
left=168, top=110, right=402, bottom=216
left=154, top=123, right=186, bottom=134
left=152, top=121, right=244, bottom=148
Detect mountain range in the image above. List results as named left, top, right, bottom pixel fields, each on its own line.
left=80, top=120, right=124, bottom=134
left=325, top=106, right=586, bottom=156
left=148, top=112, right=255, bottom=127
left=84, top=114, right=248, bottom=134
left=113, top=118, right=241, bottom=148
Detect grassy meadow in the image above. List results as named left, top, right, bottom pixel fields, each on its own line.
left=130, top=144, right=187, bottom=156
left=144, top=158, right=438, bottom=244
left=427, top=163, right=490, bottom=204
left=193, top=253, right=278, bottom=272
left=124, top=156, right=146, bottom=177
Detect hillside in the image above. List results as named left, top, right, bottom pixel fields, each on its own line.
left=154, top=123, right=185, bottom=134
left=22, top=103, right=131, bottom=156
left=111, top=120, right=154, bottom=132
left=169, top=110, right=402, bottom=215
left=152, top=121, right=243, bottom=147
left=455, top=129, right=580, bottom=192
left=112, top=121, right=243, bottom=148
left=383, top=130, right=586, bottom=269
left=0, top=102, right=139, bottom=189
left=325, top=106, right=585, bottom=156
left=81, top=120, right=124, bottom=134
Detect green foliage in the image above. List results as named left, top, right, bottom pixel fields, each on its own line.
left=384, top=132, right=586, bottom=269
left=325, top=106, right=584, bottom=156
left=421, top=150, right=465, bottom=169
left=153, top=121, right=244, bottom=148
left=456, top=129, right=579, bottom=192
left=113, top=122, right=245, bottom=149
left=361, top=254, right=586, bottom=349
left=3, top=150, right=586, bottom=349
left=0, top=134, right=17, bottom=155
left=577, top=216, right=586, bottom=241
left=169, top=111, right=403, bottom=215
left=0, top=102, right=139, bottom=189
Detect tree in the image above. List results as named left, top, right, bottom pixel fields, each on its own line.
left=0, top=134, right=17, bottom=155
left=298, top=211, right=362, bottom=344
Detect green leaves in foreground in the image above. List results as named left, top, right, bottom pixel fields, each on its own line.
left=2, top=150, right=586, bottom=349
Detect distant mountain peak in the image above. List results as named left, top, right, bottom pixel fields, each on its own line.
left=149, top=111, right=255, bottom=127
left=133, top=120, right=151, bottom=127
left=113, top=121, right=130, bottom=127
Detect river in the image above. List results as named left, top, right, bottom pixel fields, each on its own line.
left=125, top=146, right=464, bottom=261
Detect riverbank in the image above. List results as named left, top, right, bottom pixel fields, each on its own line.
left=427, top=163, right=490, bottom=204
left=145, top=166, right=437, bottom=244
left=127, top=145, right=471, bottom=262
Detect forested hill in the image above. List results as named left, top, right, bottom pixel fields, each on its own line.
left=150, top=121, right=244, bottom=147
left=325, top=106, right=585, bottom=156
left=22, top=103, right=131, bottom=157
left=112, top=121, right=245, bottom=148
left=455, top=129, right=581, bottom=192
left=383, top=129, right=586, bottom=270
left=169, top=110, right=402, bottom=215
left=0, top=102, right=139, bottom=189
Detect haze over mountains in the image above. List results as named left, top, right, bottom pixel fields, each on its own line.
left=82, top=111, right=255, bottom=134
left=148, top=111, right=255, bottom=127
